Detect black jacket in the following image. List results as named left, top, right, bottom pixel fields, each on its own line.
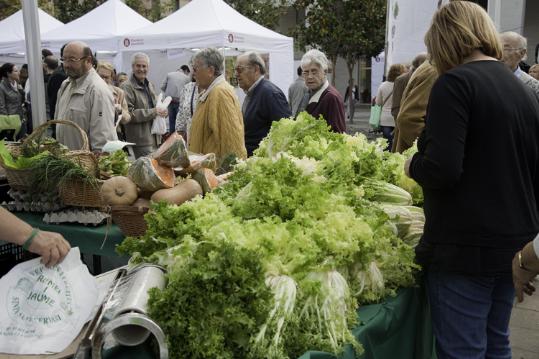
left=243, top=78, right=291, bottom=156
left=411, top=61, right=539, bottom=275
left=47, top=66, right=67, bottom=120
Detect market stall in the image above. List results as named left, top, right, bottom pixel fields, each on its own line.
left=0, top=114, right=432, bottom=358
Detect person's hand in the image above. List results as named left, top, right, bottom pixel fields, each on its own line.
left=512, top=253, right=537, bottom=302
left=28, top=230, right=71, bottom=267
left=156, top=108, right=168, bottom=117
left=404, top=157, right=412, bottom=178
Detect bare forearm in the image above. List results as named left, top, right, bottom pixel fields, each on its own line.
left=0, top=207, right=33, bottom=246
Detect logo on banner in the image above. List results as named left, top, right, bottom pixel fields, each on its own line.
left=228, top=33, right=234, bottom=43
left=123, top=38, right=131, bottom=48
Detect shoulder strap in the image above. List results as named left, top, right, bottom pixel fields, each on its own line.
left=190, top=85, right=196, bottom=117
left=382, top=91, right=393, bottom=106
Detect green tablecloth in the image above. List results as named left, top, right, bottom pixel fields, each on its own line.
left=13, top=212, right=125, bottom=257
left=105, top=286, right=436, bottom=359
left=300, top=285, right=436, bottom=359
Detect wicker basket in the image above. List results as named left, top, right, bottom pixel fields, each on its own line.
left=111, top=205, right=149, bottom=237
left=4, top=167, right=34, bottom=191
left=1, top=120, right=98, bottom=192
left=28, top=120, right=98, bottom=177
left=59, top=179, right=105, bottom=208
left=1, top=142, right=29, bottom=190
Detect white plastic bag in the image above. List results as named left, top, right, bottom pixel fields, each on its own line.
left=151, top=93, right=171, bottom=135
left=0, top=247, right=98, bottom=354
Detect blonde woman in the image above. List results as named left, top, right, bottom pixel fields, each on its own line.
left=405, top=2, right=539, bottom=358
left=96, top=61, right=130, bottom=127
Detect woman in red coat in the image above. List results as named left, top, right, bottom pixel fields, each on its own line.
left=301, top=49, right=346, bottom=133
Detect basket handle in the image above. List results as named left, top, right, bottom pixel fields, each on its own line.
left=24, top=119, right=90, bottom=151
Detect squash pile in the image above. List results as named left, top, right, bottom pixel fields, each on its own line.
left=101, top=134, right=220, bottom=211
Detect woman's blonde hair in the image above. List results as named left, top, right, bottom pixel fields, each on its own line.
left=96, top=61, right=115, bottom=73
left=425, top=1, right=502, bottom=74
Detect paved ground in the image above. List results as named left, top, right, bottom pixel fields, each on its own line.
left=349, top=103, right=539, bottom=357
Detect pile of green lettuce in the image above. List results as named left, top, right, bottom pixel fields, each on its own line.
left=118, top=113, right=424, bottom=359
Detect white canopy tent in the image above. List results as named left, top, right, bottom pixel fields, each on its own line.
left=41, top=0, right=152, bottom=53
left=121, top=0, right=294, bottom=96
left=0, top=8, right=63, bottom=54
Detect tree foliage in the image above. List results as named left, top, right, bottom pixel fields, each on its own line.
left=125, top=0, right=147, bottom=17
left=52, top=0, right=100, bottom=24
left=0, top=0, right=19, bottom=21
left=294, top=0, right=386, bottom=115
left=224, top=0, right=290, bottom=30
left=0, top=0, right=55, bottom=21
left=125, top=0, right=175, bottom=21
left=293, top=0, right=342, bottom=84
left=340, top=0, right=386, bottom=121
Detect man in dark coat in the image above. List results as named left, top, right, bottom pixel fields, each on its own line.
left=47, top=44, right=68, bottom=132
left=236, top=51, right=291, bottom=156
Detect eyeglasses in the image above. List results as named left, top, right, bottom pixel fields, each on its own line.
left=60, top=56, right=88, bottom=64
left=302, top=69, right=321, bottom=77
left=192, top=64, right=206, bottom=72
left=234, top=65, right=251, bottom=74
left=503, top=47, right=524, bottom=52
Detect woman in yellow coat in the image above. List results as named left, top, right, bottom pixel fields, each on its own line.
left=189, top=48, right=247, bottom=165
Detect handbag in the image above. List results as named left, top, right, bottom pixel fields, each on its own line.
left=0, top=114, right=21, bottom=140
left=369, top=91, right=393, bottom=129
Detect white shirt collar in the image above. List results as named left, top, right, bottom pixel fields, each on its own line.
left=514, top=66, right=524, bottom=78
left=198, top=75, right=225, bottom=102
left=244, top=75, right=264, bottom=95
left=309, top=80, right=329, bottom=104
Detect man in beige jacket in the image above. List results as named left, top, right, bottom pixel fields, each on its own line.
left=392, top=60, right=438, bottom=153
left=55, top=41, right=117, bottom=151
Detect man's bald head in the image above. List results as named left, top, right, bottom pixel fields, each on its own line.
left=500, top=32, right=527, bottom=71
left=62, top=41, right=94, bottom=79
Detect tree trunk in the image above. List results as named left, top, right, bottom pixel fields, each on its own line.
left=330, top=56, right=337, bottom=86
left=346, top=59, right=355, bottom=123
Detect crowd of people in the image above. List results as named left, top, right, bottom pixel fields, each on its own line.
left=0, top=43, right=348, bottom=165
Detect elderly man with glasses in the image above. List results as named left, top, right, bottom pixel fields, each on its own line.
left=189, top=48, right=246, bottom=166
left=235, top=51, right=290, bottom=156
left=500, top=31, right=539, bottom=96
left=54, top=41, right=117, bottom=151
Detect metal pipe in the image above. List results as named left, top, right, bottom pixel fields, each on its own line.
left=21, top=0, right=47, bottom=130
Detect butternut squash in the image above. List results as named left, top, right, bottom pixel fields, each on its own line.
left=192, top=168, right=219, bottom=194
left=152, top=132, right=190, bottom=168
left=150, top=179, right=203, bottom=205
left=101, top=176, right=138, bottom=206
left=128, top=157, right=175, bottom=192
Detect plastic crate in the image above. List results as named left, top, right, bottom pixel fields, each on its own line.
left=0, top=242, right=37, bottom=277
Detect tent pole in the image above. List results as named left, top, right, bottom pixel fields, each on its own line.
left=21, top=0, right=47, bottom=129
